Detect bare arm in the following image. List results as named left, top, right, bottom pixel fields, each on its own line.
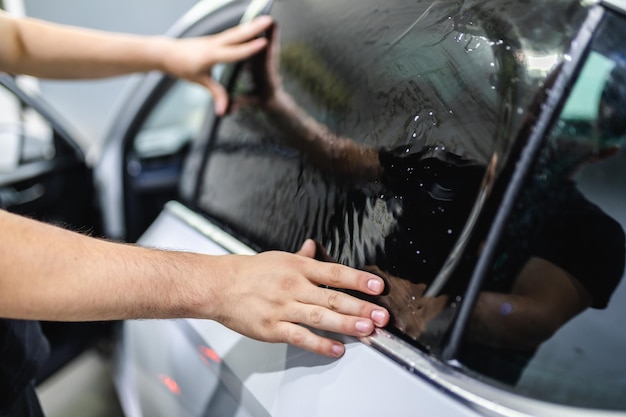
left=242, top=23, right=381, bottom=181
left=469, top=257, right=592, bottom=350
left=0, top=210, right=389, bottom=357
left=0, top=11, right=273, bottom=114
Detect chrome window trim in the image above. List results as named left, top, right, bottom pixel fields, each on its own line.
left=165, top=0, right=241, bottom=37
left=602, top=0, right=626, bottom=14
left=164, top=200, right=255, bottom=255
left=164, top=199, right=625, bottom=417
left=364, top=330, right=625, bottom=417
left=443, top=3, right=605, bottom=359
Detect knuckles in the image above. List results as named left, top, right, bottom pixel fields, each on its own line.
left=308, top=307, right=324, bottom=325
left=326, top=291, right=340, bottom=312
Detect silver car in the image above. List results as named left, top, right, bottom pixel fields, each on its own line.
left=2, top=0, right=626, bottom=415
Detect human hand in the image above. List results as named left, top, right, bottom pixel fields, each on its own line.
left=209, top=239, right=389, bottom=357
left=228, top=21, right=284, bottom=112
left=249, top=21, right=283, bottom=105
left=164, top=15, right=273, bottom=115
left=365, top=266, right=448, bottom=340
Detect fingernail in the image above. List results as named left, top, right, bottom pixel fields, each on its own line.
left=371, top=310, right=387, bottom=325
left=254, top=15, right=272, bottom=24
left=331, top=344, right=345, bottom=357
left=367, top=278, right=382, bottom=293
left=356, top=320, right=373, bottom=334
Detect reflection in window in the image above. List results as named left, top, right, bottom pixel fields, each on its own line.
left=197, top=0, right=580, bottom=355
left=459, top=13, right=626, bottom=410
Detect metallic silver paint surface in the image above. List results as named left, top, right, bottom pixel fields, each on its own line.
left=120, top=203, right=480, bottom=417
left=117, top=202, right=626, bottom=416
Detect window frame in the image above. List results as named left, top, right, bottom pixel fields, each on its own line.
left=441, top=4, right=605, bottom=362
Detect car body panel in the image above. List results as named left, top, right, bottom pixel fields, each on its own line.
left=123, top=202, right=483, bottom=417
left=113, top=0, right=626, bottom=416
left=124, top=201, right=624, bottom=417
left=5, top=0, right=624, bottom=414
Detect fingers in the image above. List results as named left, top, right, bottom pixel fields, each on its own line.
left=295, top=239, right=316, bottom=258
left=213, top=37, right=269, bottom=63
left=222, top=246, right=390, bottom=358
left=217, top=15, right=273, bottom=45
left=292, top=299, right=381, bottom=336
left=202, top=77, right=229, bottom=115
left=293, top=241, right=385, bottom=297
left=299, top=285, right=389, bottom=327
left=211, top=16, right=272, bottom=63
left=278, top=323, right=346, bottom=357
left=305, top=259, right=386, bottom=297
left=293, top=240, right=390, bottom=328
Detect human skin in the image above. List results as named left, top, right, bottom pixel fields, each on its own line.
left=0, top=12, right=390, bottom=358
left=0, top=11, right=274, bottom=115
left=0, top=210, right=389, bottom=358
left=245, top=24, right=594, bottom=349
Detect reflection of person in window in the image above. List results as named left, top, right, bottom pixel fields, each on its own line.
left=241, top=23, right=626, bottom=369
left=0, top=14, right=392, bottom=416
left=461, top=65, right=626, bottom=384
left=238, top=23, right=477, bottom=337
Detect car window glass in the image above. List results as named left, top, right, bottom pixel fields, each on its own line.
left=194, top=0, right=588, bottom=353
left=132, top=80, right=211, bottom=159
left=0, top=84, right=54, bottom=172
left=458, top=11, right=626, bottom=410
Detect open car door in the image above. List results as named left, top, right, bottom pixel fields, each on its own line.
left=0, top=73, right=109, bottom=382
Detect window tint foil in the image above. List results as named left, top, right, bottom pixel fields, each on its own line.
left=194, top=0, right=589, bottom=353
left=459, top=10, right=626, bottom=410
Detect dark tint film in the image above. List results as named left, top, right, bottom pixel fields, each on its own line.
left=195, top=0, right=588, bottom=351
left=459, top=11, right=626, bottom=410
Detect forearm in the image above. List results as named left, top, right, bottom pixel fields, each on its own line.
left=0, top=210, right=219, bottom=321
left=468, top=292, right=555, bottom=350
left=468, top=258, right=592, bottom=349
left=265, top=90, right=381, bottom=181
left=0, top=209, right=390, bottom=357
left=0, top=11, right=172, bottom=79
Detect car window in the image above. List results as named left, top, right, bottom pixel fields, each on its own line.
left=132, top=80, right=211, bottom=159
left=193, top=0, right=589, bottom=353
left=458, top=10, right=626, bottom=410
left=121, top=78, right=212, bottom=241
left=0, top=84, right=54, bottom=173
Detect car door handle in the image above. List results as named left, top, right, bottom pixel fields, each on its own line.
left=0, top=184, right=45, bottom=208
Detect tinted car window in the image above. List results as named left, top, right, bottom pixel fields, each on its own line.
left=193, top=0, right=589, bottom=352
left=459, top=10, right=626, bottom=409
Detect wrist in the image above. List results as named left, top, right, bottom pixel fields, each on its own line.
left=148, top=36, right=177, bottom=75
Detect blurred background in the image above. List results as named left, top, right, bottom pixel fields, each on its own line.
left=1, top=1, right=199, bottom=415
left=3, top=0, right=197, bottom=153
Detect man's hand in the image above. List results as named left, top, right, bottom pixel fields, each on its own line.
left=165, top=15, right=273, bottom=115
left=208, top=240, right=389, bottom=358
left=365, top=266, right=448, bottom=340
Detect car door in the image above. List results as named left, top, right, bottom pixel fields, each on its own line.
left=115, top=0, right=526, bottom=413
left=0, top=74, right=98, bottom=231
left=116, top=0, right=626, bottom=417
left=0, top=73, right=107, bottom=381
left=95, top=0, right=258, bottom=243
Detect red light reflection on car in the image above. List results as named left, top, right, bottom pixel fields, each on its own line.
left=159, top=374, right=181, bottom=395
left=199, top=345, right=222, bottom=365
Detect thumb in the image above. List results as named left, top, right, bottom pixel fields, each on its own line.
left=296, top=239, right=317, bottom=258
left=202, top=76, right=229, bottom=116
